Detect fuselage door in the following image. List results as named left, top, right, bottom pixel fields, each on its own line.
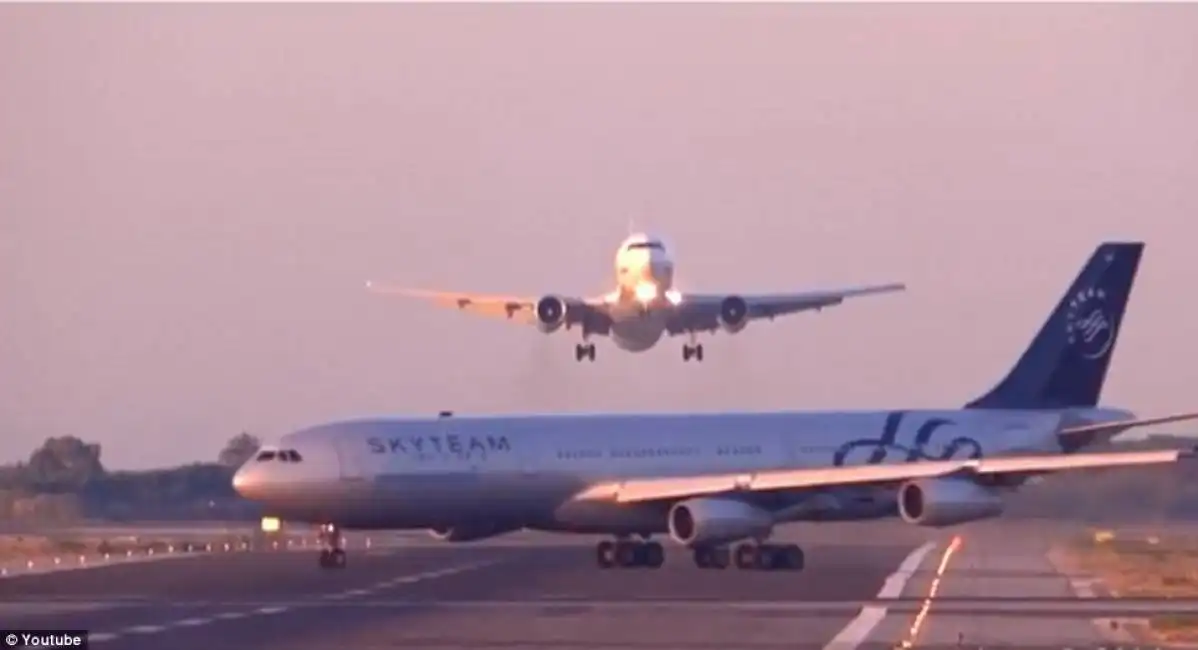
left=335, top=437, right=367, bottom=482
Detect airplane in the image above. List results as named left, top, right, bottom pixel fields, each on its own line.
left=236, top=241, right=1198, bottom=572
left=365, top=232, right=905, bottom=362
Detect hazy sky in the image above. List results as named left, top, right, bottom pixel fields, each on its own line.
left=3, top=4, right=1196, bottom=469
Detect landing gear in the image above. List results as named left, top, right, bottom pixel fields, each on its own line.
left=682, top=343, right=704, bottom=362
left=575, top=343, right=596, bottom=362
left=691, top=545, right=730, bottom=569
left=595, top=539, right=665, bottom=569
left=317, top=523, right=347, bottom=570
left=692, top=543, right=803, bottom=571
left=733, top=543, right=804, bottom=571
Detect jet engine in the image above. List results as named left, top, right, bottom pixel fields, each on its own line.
left=428, top=522, right=521, bottom=543
left=897, top=478, right=1003, bottom=527
left=535, top=295, right=568, bottom=333
left=718, top=296, right=749, bottom=333
left=667, top=497, right=773, bottom=547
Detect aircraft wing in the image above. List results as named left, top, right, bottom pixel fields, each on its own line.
left=663, top=283, right=905, bottom=335
left=581, top=411, right=1198, bottom=505
left=365, top=283, right=613, bottom=334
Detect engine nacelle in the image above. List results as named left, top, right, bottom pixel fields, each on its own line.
left=718, top=296, right=749, bottom=333
left=535, top=295, right=568, bottom=333
left=428, top=522, right=521, bottom=543
left=897, top=478, right=1004, bottom=527
left=667, top=497, right=773, bottom=547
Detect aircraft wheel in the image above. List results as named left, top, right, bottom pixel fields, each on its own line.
left=643, top=542, right=665, bottom=569
left=778, top=544, right=804, bottom=571
left=615, top=541, right=641, bottom=567
left=319, top=548, right=347, bottom=570
left=596, top=540, right=616, bottom=569
left=708, top=546, right=730, bottom=569
left=734, top=544, right=758, bottom=570
left=693, top=546, right=729, bottom=569
left=575, top=343, right=596, bottom=362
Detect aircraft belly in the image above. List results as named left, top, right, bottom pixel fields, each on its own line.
left=610, top=310, right=666, bottom=352
left=276, top=471, right=579, bottom=530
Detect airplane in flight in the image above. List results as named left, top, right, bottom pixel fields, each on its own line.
left=237, top=241, right=1198, bottom=572
left=365, top=232, right=905, bottom=362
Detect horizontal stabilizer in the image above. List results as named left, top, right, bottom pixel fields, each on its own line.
left=1060, top=411, right=1198, bottom=437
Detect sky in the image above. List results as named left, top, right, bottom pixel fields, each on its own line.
left=2, top=4, right=1196, bottom=469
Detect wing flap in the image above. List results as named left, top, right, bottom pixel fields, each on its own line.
left=599, top=447, right=1194, bottom=504
left=666, top=282, right=905, bottom=333
left=366, top=281, right=614, bottom=332
left=366, top=282, right=535, bottom=319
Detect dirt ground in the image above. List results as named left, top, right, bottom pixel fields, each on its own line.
left=1064, top=533, right=1198, bottom=644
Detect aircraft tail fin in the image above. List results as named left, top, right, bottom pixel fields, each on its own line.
left=966, top=242, right=1144, bottom=410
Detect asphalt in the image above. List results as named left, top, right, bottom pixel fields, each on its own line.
left=0, top=520, right=1185, bottom=650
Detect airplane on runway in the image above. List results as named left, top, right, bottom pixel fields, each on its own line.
left=365, top=232, right=905, bottom=362
left=237, top=241, right=1198, bottom=573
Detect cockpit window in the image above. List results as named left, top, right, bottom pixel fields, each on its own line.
left=626, top=242, right=664, bottom=251
left=254, top=449, right=301, bottom=462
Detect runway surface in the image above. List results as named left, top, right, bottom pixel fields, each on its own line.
left=1, top=520, right=1182, bottom=649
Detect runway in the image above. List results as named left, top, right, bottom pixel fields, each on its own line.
left=0, top=521, right=1178, bottom=649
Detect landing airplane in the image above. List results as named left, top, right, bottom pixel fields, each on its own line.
left=238, top=241, right=1197, bottom=572
left=365, top=232, right=905, bottom=362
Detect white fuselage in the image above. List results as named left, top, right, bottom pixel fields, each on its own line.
left=232, top=408, right=1122, bottom=534
left=608, top=234, right=677, bottom=352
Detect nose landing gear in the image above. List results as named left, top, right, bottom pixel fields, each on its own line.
left=317, top=523, right=347, bottom=570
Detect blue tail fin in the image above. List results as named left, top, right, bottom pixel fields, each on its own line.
left=966, top=242, right=1144, bottom=410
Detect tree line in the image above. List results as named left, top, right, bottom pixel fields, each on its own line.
left=0, top=433, right=264, bottom=522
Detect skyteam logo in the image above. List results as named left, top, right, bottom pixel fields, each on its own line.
left=1066, top=287, right=1116, bottom=360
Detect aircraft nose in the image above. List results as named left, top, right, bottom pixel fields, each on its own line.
left=232, top=464, right=259, bottom=498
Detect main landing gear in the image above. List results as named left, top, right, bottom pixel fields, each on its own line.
left=595, top=539, right=665, bottom=569
left=693, top=543, right=804, bottom=571
left=682, top=343, right=704, bottom=362
left=317, top=523, right=347, bottom=570
left=575, top=343, right=596, bottom=362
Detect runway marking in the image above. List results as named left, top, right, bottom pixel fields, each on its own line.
left=899, top=534, right=963, bottom=649
left=124, top=625, right=166, bottom=634
left=821, top=540, right=938, bottom=650
left=83, top=560, right=495, bottom=644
